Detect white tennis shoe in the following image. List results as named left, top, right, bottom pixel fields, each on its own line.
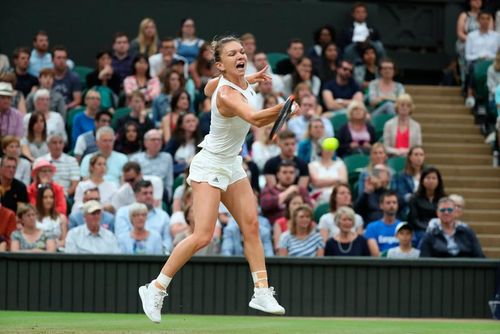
left=138, top=281, right=167, bottom=323
left=248, top=287, right=285, bottom=315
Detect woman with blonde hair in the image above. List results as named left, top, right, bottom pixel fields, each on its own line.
left=297, top=116, right=326, bottom=163
left=337, top=101, right=376, bottom=157
left=130, top=18, right=160, bottom=57
left=383, top=93, right=422, bottom=157
left=324, top=206, right=370, bottom=256
left=11, top=203, right=56, bottom=252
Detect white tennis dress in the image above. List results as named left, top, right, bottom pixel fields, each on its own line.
left=187, top=76, right=258, bottom=191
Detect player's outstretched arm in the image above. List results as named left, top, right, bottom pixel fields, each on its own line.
left=204, top=66, right=271, bottom=98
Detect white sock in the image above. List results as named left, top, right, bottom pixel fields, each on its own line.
left=251, top=270, right=268, bottom=288
left=155, top=272, right=172, bottom=290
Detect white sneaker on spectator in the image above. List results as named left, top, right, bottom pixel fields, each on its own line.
left=465, top=96, right=475, bottom=108
left=138, top=281, right=167, bottom=323
left=248, top=287, right=285, bottom=315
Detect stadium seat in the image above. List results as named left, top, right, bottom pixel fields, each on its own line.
left=387, top=156, right=406, bottom=173
left=111, top=107, right=131, bottom=129
left=371, top=114, right=394, bottom=141
left=266, top=52, right=288, bottom=73
left=73, top=65, right=93, bottom=90
left=330, top=113, right=348, bottom=134
left=343, top=153, right=370, bottom=193
left=173, top=174, right=185, bottom=193
left=313, top=202, right=330, bottom=222
left=66, top=106, right=85, bottom=135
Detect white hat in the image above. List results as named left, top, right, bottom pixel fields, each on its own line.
left=82, top=200, right=102, bottom=214
left=0, top=82, right=14, bottom=97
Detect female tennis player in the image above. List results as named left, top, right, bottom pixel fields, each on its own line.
left=139, top=36, right=296, bottom=323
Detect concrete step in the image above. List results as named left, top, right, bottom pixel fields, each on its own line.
left=426, top=153, right=493, bottom=166
left=414, top=104, right=470, bottom=114
left=463, top=209, right=500, bottom=222
left=478, top=235, right=500, bottom=247
left=460, top=198, right=500, bottom=210
left=413, top=113, right=473, bottom=124
left=444, top=176, right=500, bottom=188
left=423, top=143, right=491, bottom=155
left=406, top=85, right=461, bottom=96
left=421, top=123, right=480, bottom=135
left=413, top=95, right=464, bottom=105
left=437, top=165, right=500, bottom=178
left=483, top=247, right=500, bottom=258
left=424, top=133, right=485, bottom=144
left=469, top=222, right=500, bottom=234
left=447, top=187, right=500, bottom=199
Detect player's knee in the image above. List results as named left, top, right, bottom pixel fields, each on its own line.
left=193, top=233, right=213, bottom=249
left=242, top=219, right=260, bottom=242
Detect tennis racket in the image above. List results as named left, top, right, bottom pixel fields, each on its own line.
left=269, top=95, right=295, bottom=141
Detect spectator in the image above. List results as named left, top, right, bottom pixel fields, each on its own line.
left=353, top=45, right=379, bottom=90
left=260, top=160, right=312, bottom=224
left=174, top=18, right=205, bottom=64
left=28, top=31, right=53, bottom=77
left=0, top=82, right=24, bottom=138
left=253, top=51, right=285, bottom=95
left=339, top=2, right=386, bottom=64
left=427, top=194, right=467, bottom=231
left=282, top=57, right=321, bottom=97
left=408, top=166, right=447, bottom=244
left=116, top=91, right=154, bottom=140
left=160, top=90, right=191, bottom=144
left=0, top=52, right=8, bottom=74
left=117, top=202, right=163, bottom=255
left=272, top=194, right=305, bottom=254
left=73, top=110, right=112, bottom=163
left=27, top=159, right=67, bottom=215
left=0, top=72, right=27, bottom=114
left=307, top=25, right=336, bottom=72
left=279, top=205, right=324, bottom=257
left=0, top=156, right=28, bottom=213
left=322, top=59, right=363, bottom=114
left=386, top=222, right=420, bottom=258
left=26, top=68, right=66, bottom=119
left=222, top=214, right=273, bottom=256
left=74, top=153, right=117, bottom=213
left=393, top=146, right=426, bottom=216
left=190, top=42, right=216, bottom=93
left=71, top=89, right=102, bottom=146
left=111, top=32, right=133, bottom=84
left=13, top=47, right=38, bottom=98
left=65, top=200, right=121, bottom=254
left=86, top=50, right=121, bottom=96
left=80, top=126, right=128, bottom=186
left=420, top=197, right=484, bottom=258
left=318, top=183, right=364, bottom=242
left=149, top=36, right=189, bottom=79
left=487, top=50, right=500, bottom=109
left=2, top=136, right=31, bottom=186
left=309, top=138, right=348, bottom=204
left=151, top=70, right=184, bottom=127
left=52, top=46, right=82, bottom=110
left=164, top=113, right=201, bottom=176
left=129, top=18, right=160, bottom=58
left=357, top=143, right=393, bottom=195
left=368, top=59, right=405, bottom=116
left=324, top=206, right=370, bottom=256
left=115, top=180, right=172, bottom=253
left=110, top=162, right=143, bottom=211
left=297, top=117, right=326, bottom=164
left=288, top=94, right=333, bottom=140
left=114, top=121, right=142, bottom=156
left=276, top=39, right=305, bottom=75
left=124, top=54, right=161, bottom=104
left=293, top=83, right=323, bottom=114
left=241, top=33, right=257, bottom=75
left=25, top=89, right=67, bottom=144
left=355, top=164, right=394, bottom=224
left=383, top=94, right=422, bottom=156
left=131, top=129, right=174, bottom=201
left=254, top=81, right=283, bottom=110
left=69, top=187, right=114, bottom=231
left=317, top=42, right=339, bottom=83
left=251, top=123, right=281, bottom=172
left=263, top=130, right=310, bottom=188
left=337, top=101, right=376, bottom=157
left=21, top=111, right=48, bottom=162
left=363, top=190, right=401, bottom=256
left=11, top=203, right=56, bottom=252
left=35, top=184, right=68, bottom=248
left=0, top=196, right=17, bottom=249
left=37, top=134, right=80, bottom=197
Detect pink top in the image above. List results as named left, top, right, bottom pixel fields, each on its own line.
left=395, top=126, right=409, bottom=148
left=349, top=124, right=371, bottom=143
left=123, top=76, right=161, bottom=101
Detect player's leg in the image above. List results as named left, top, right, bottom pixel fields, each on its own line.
left=221, top=178, right=285, bottom=315
left=139, top=181, right=221, bottom=323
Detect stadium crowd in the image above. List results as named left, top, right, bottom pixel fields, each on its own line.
left=1, top=1, right=497, bottom=259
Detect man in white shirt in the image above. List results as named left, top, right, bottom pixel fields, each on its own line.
left=149, top=37, right=188, bottom=78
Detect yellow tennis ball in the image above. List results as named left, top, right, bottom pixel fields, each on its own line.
left=322, top=137, right=339, bottom=151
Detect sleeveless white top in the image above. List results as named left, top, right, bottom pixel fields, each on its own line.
left=198, top=76, right=258, bottom=158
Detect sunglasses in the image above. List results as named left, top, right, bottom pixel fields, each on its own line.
left=439, top=208, right=454, bottom=213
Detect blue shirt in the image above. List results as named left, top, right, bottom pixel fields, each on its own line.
left=364, top=219, right=401, bottom=252
left=29, top=50, right=53, bottom=77
left=130, top=152, right=173, bottom=199
left=117, top=229, right=164, bottom=255
left=80, top=150, right=128, bottom=186
left=323, top=78, right=361, bottom=100
left=71, top=112, right=95, bottom=146
left=53, top=70, right=82, bottom=104
left=221, top=217, right=274, bottom=256
left=68, top=210, right=115, bottom=232
left=279, top=231, right=324, bottom=257
left=115, top=205, right=172, bottom=253
left=174, top=38, right=204, bottom=64
left=151, top=93, right=172, bottom=127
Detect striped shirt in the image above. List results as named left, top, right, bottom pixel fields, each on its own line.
left=279, top=231, right=325, bottom=257
left=37, top=153, right=80, bottom=193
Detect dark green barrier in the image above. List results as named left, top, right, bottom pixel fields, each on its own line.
left=0, top=253, right=498, bottom=318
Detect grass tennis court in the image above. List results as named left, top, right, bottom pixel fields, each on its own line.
left=0, top=311, right=498, bottom=334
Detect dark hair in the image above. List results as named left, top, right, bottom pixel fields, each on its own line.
left=95, top=110, right=113, bottom=122
left=287, top=38, right=303, bottom=48
left=313, top=25, right=335, bottom=45
left=161, top=36, right=175, bottom=44
left=379, top=58, right=397, bottom=74
left=113, top=32, right=128, bottom=43
left=277, top=160, right=296, bottom=173
left=0, top=155, right=17, bottom=167
left=352, top=2, right=367, bottom=12
left=52, top=45, right=68, bottom=56
left=39, top=68, right=55, bottom=78
left=36, top=185, right=58, bottom=220
left=27, top=111, right=47, bottom=143
left=133, top=179, right=153, bottom=193
left=277, top=129, right=296, bottom=141
left=195, top=43, right=213, bottom=76
left=162, top=69, right=185, bottom=95
left=404, top=145, right=425, bottom=176
left=13, top=47, right=30, bottom=60
left=328, top=182, right=351, bottom=212
left=379, top=190, right=399, bottom=204
left=361, top=45, right=377, bottom=57
left=339, top=58, right=354, bottom=68
left=478, top=10, right=492, bottom=19
left=170, top=90, right=190, bottom=112
left=416, top=166, right=446, bottom=201
left=123, top=161, right=141, bottom=174
left=178, top=18, right=196, bottom=38
left=291, top=56, right=313, bottom=91
left=211, top=36, right=241, bottom=63
left=171, top=112, right=201, bottom=146
left=284, top=194, right=304, bottom=220
left=131, top=54, right=151, bottom=79
left=95, top=50, right=112, bottom=60
left=33, top=30, right=48, bottom=42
